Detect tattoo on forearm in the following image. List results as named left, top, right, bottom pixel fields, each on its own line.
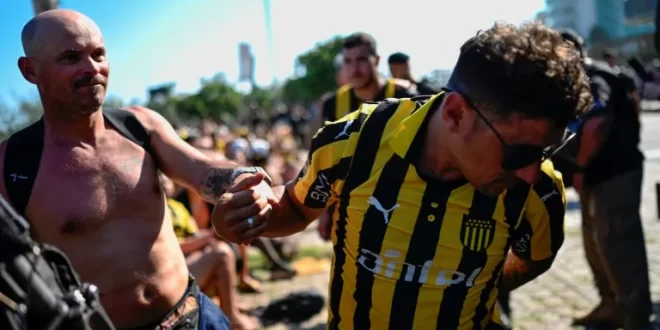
left=199, top=168, right=234, bottom=202
left=499, top=251, right=552, bottom=294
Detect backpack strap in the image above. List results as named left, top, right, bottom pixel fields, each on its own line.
left=103, top=108, right=159, bottom=167
left=3, top=109, right=158, bottom=217
left=335, top=85, right=352, bottom=121
left=4, top=119, right=45, bottom=216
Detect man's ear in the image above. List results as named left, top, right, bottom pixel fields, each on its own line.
left=18, top=57, right=38, bottom=84
left=373, top=55, right=380, bottom=67
left=441, top=92, right=471, bottom=133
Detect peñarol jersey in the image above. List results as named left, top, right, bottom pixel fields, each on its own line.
left=293, top=92, right=566, bottom=329
left=321, top=79, right=417, bottom=123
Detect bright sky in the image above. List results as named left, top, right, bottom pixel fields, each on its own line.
left=0, top=0, right=545, bottom=106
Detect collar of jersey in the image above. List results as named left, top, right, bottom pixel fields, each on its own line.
left=387, top=91, right=446, bottom=160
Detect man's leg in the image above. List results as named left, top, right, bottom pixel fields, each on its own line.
left=235, top=244, right=262, bottom=293
left=186, top=242, right=258, bottom=330
left=592, top=168, right=652, bottom=329
left=573, top=189, right=621, bottom=326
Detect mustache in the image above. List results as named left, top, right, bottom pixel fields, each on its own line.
left=73, top=76, right=106, bottom=88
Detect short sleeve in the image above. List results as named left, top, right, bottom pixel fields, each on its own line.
left=511, top=161, right=567, bottom=261
left=292, top=106, right=368, bottom=209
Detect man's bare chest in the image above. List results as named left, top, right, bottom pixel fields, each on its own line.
left=27, top=139, right=163, bottom=235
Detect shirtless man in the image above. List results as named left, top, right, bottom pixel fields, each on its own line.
left=0, top=9, right=274, bottom=329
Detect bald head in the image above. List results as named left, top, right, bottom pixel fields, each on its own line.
left=18, top=9, right=109, bottom=114
left=22, top=9, right=102, bottom=58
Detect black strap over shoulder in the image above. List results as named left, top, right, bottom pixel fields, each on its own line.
left=4, top=119, right=45, bottom=217
left=3, top=108, right=157, bottom=217
left=103, top=108, right=157, bottom=158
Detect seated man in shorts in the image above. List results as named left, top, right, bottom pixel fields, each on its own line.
left=162, top=174, right=259, bottom=330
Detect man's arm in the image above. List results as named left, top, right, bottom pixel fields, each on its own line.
left=260, top=183, right=324, bottom=238
left=179, top=230, right=215, bottom=255
left=124, top=106, right=242, bottom=202
left=263, top=105, right=366, bottom=237
left=499, top=252, right=554, bottom=293
left=572, top=76, right=613, bottom=193
left=500, top=162, right=566, bottom=293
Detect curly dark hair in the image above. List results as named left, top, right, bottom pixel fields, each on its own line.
left=447, top=21, right=593, bottom=127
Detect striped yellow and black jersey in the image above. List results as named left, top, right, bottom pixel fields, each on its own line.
left=293, top=92, right=566, bottom=330
left=321, top=78, right=417, bottom=123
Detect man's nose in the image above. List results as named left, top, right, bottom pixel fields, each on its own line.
left=511, top=162, right=542, bottom=185
left=80, top=56, right=102, bottom=75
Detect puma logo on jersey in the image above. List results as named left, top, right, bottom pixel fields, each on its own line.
left=540, top=190, right=559, bottom=202
left=10, top=173, right=28, bottom=182
left=513, top=234, right=531, bottom=253
left=334, top=120, right=354, bottom=139
left=367, top=196, right=400, bottom=224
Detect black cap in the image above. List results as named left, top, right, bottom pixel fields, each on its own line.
left=558, top=28, right=585, bottom=58
left=388, top=52, right=410, bottom=64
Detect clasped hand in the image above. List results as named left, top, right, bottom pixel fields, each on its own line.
left=211, top=172, right=276, bottom=244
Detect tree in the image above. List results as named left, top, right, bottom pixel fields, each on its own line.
left=0, top=97, right=43, bottom=140
left=245, top=85, right=276, bottom=110
left=281, top=36, right=344, bottom=103
left=32, top=0, right=59, bottom=15
left=104, top=95, right=125, bottom=109
left=176, top=76, right=243, bottom=122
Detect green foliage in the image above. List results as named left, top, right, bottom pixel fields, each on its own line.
left=175, top=76, right=243, bottom=122
left=246, top=86, right=276, bottom=110
left=281, top=36, right=344, bottom=103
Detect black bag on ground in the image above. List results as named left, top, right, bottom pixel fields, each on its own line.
left=250, top=290, right=325, bottom=326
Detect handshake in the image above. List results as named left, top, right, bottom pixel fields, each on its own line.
left=211, top=172, right=278, bottom=244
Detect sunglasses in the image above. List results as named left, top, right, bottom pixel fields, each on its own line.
left=447, top=89, right=576, bottom=172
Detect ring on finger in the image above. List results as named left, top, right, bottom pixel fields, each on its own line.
left=247, top=217, right=255, bottom=229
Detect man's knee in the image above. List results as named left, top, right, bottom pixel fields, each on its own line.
left=207, top=241, right=235, bottom=265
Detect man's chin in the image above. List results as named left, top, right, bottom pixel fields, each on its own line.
left=476, top=185, right=506, bottom=197
left=349, top=79, right=368, bottom=89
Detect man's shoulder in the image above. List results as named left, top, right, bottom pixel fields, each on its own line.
left=116, top=105, right=171, bottom=134
left=391, top=78, right=419, bottom=97
left=320, top=91, right=338, bottom=105
left=530, top=161, right=566, bottom=205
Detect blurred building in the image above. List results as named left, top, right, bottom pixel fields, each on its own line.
left=238, top=43, right=255, bottom=84
left=544, top=0, right=657, bottom=61
left=624, top=0, right=657, bottom=37
left=544, top=0, right=597, bottom=40
left=148, top=83, right=175, bottom=104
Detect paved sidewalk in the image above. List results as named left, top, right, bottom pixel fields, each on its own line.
left=509, top=161, right=660, bottom=330
left=241, top=161, right=660, bottom=330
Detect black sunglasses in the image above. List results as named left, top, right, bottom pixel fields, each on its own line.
left=446, top=89, right=575, bottom=172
